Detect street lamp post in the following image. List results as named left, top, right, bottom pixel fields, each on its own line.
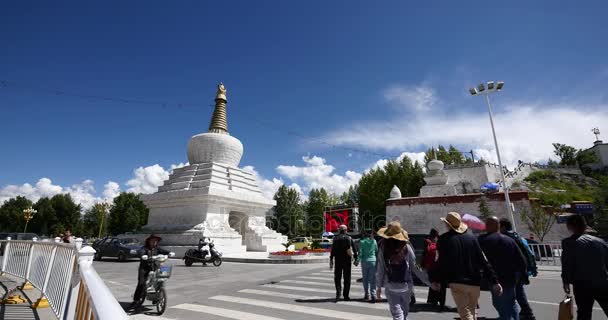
left=98, top=202, right=110, bottom=238
left=23, top=207, right=37, bottom=233
left=469, top=81, right=517, bottom=232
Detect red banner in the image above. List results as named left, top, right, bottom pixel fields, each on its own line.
left=325, top=210, right=349, bottom=233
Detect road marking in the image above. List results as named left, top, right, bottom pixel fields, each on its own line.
left=239, top=289, right=325, bottom=300
left=282, top=279, right=335, bottom=287
left=528, top=299, right=603, bottom=311
left=299, top=276, right=359, bottom=282
left=107, top=280, right=132, bottom=288
left=209, top=295, right=388, bottom=320
left=262, top=284, right=336, bottom=293
left=172, top=303, right=286, bottom=320
left=242, top=288, right=388, bottom=311
left=320, top=270, right=362, bottom=274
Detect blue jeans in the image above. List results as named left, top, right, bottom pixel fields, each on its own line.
left=361, top=261, right=377, bottom=297
left=492, top=285, right=519, bottom=320
left=386, top=288, right=411, bottom=320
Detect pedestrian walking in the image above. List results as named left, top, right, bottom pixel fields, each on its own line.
left=500, top=218, right=538, bottom=320
left=330, top=224, right=358, bottom=301
left=422, top=228, right=447, bottom=310
left=479, top=217, right=527, bottom=320
left=430, top=212, right=502, bottom=320
left=561, top=215, right=608, bottom=320
left=358, top=229, right=378, bottom=302
left=376, top=221, right=430, bottom=320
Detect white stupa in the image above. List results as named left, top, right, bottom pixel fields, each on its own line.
left=141, top=84, right=286, bottom=254
left=419, top=148, right=457, bottom=197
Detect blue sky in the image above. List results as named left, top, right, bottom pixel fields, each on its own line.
left=2, top=1, right=608, bottom=206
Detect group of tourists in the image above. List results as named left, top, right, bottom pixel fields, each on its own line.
left=329, top=212, right=608, bottom=320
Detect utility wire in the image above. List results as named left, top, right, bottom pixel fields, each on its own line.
left=0, top=80, right=403, bottom=159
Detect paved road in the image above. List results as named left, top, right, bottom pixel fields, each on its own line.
left=94, top=259, right=607, bottom=320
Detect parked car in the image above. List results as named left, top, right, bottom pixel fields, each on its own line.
left=317, top=238, right=332, bottom=249
left=92, top=237, right=143, bottom=262
left=291, top=237, right=312, bottom=250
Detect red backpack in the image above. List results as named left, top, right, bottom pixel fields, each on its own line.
left=422, top=239, right=437, bottom=270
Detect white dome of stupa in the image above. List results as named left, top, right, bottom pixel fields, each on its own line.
left=187, top=132, right=243, bottom=166
left=186, top=83, right=243, bottom=167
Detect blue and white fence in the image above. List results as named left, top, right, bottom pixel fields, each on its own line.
left=1, top=238, right=127, bottom=320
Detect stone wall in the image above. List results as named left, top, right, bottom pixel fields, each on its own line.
left=386, top=191, right=569, bottom=241
left=443, top=164, right=503, bottom=194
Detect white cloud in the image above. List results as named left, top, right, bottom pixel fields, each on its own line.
left=383, top=85, right=437, bottom=112
left=276, top=156, right=362, bottom=195
left=102, top=181, right=121, bottom=201
left=242, top=165, right=286, bottom=200
left=324, top=85, right=608, bottom=168
left=126, top=164, right=171, bottom=194
left=0, top=162, right=183, bottom=209
left=0, top=178, right=118, bottom=209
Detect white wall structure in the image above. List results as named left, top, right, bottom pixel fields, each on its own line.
left=385, top=191, right=569, bottom=241
left=139, top=84, right=286, bottom=255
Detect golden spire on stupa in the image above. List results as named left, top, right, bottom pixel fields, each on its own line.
left=208, top=83, right=229, bottom=135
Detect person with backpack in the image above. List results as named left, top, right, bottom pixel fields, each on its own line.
left=358, top=229, right=379, bottom=302
left=480, top=217, right=528, bottom=320
left=423, top=228, right=447, bottom=310
left=500, top=218, right=538, bottom=320
left=376, top=221, right=430, bottom=320
left=330, top=224, right=358, bottom=301
left=430, top=212, right=502, bottom=320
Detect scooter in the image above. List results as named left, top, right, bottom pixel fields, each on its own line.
left=183, top=239, right=222, bottom=267
left=135, top=252, right=174, bottom=315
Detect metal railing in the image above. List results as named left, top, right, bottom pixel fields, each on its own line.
left=528, top=242, right=562, bottom=266
left=1, top=238, right=128, bottom=320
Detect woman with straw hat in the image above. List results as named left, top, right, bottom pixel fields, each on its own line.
left=376, top=221, right=430, bottom=320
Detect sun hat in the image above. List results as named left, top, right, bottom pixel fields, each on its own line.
left=441, top=212, right=468, bottom=233
left=377, top=221, right=409, bottom=242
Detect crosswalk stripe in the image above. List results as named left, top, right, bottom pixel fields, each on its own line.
left=209, top=295, right=388, bottom=320
left=242, top=288, right=389, bottom=311
left=282, top=279, right=335, bottom=287
left=262, top=284, right=336, bottom=294
left=298, top=276, right=358, bottom=282
left=172, top=303, right=286, bottom=320
left=239, top=289, right=325, bottom=300
left=320, top=270, right=362, bottom=274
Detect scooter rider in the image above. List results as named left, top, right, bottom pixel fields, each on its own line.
left=130, top=234, right=171, bottom=310
left=198, top=237, right=211, bottom=264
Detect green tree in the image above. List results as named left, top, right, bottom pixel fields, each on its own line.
left=522, top=204, right=555, bottom=242
left=83, top=203, right=110, bottom=238
left=0, top=196, right=33, bottom=232
left=592, top=176, right=608, bottom=237
left=50, top=194, right=81, bottom=235
left=107, top=192, right=149, bottom=235
left=358, top=156, right=425, bottom=230
left=31, top=197, right=57, bottom=236
left=448, top=145, right=466, bottom=165
left=478, top=196, right=493, bottom=220
left=273, top=185, right=304, bottom=237
left=552, top=143, right=578, bottom=166
left=340, top=185, right=359, bottom=206
left=424, top=145, right=470, bottom=165
left=306, top=188, right=335, bottom=237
